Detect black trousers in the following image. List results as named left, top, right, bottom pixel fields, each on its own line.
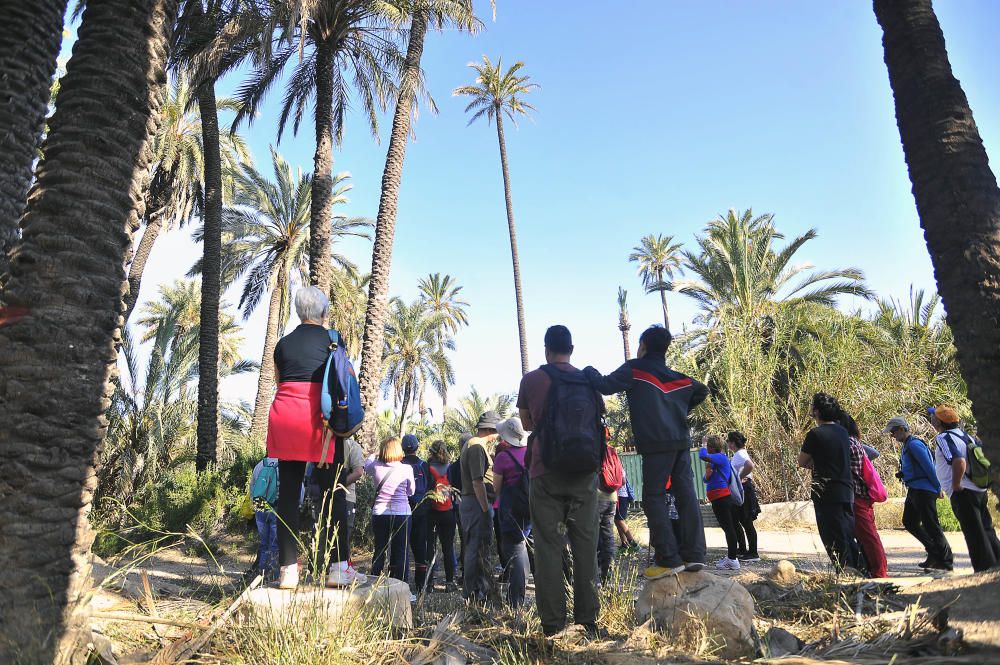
left=732, top=480, right=759, bottom=557
left=951, top=489, right=1000, bottom=572
left=641, top=449, right=706, bottom=567
left=427, top=508, right=457, bottom=583
left=408, top=504, right=431, bottom=588
left=597, top=499, right=617, bottom=582
left=372, top=514, right=410, bottom=581
left=711, top=495, right=739, bottom=559
left=903, top=489, right=953, bottom=566
left=813, top=500, right=861, bottom=572
left=276, top=461, right=343, bottom=570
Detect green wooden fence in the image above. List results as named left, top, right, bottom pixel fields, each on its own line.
left=620, top=449, right=707, bottom=502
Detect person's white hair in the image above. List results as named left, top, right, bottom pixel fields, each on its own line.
left=294, top=285, right=329, bottom=322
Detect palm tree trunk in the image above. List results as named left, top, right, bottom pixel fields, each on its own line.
left=657, top=269, right=670, bottom=330
left=123, top=214, right=164, bottom=324
left=250, top=266, right=286, bottom=439
left=874, top=0, right=1000, bottom=485
left=0, top=0, right=67, bottom=282
left=495, top=114, right=530, bottom=376
left=0, top=0, right=176, bottom=660
left=196, top=83, right=221, bottom=471
left=398, top=380, right=412, bottom=437
left=310, top=39, right=335, bottom=295
left=358, top=10, right=429, bottom=450
left=620, top=327, right=631, bottom=360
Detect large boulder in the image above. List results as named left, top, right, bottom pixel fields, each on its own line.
left=242, top=578, right=412, bottom=630
left=635, top=572, right=755, bottom=659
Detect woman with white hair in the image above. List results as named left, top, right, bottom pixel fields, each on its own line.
left=492, top=417, right=531, bottom=608
left=267, top=286, right=360, bottom=589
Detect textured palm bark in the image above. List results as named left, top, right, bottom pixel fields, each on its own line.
left=0, top=0, right=68, bottom=282
left=0, top=0, right=176, bottom=660
left=620, top=326, right=631, bottom=360
left=122, top=213, right=163, bottom=323
left=250, top=267, right=287, bottom=439
left=874, top=0, right=1000, bottom=486
left=658, top=274, right=670, bottom=330
left=196, top=83, right=222, bottom=471
left=358, top=11, right=429, bottom=450
left=495, top=114, right=529, bottom=375
left=310, top=40, right=335, bottom=295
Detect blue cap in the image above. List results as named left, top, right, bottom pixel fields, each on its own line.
left=401, top=434, right=419, bottom=452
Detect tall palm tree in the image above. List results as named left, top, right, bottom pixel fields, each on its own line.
left=381, top=298, right=454, bottom=436
left=453, top=55, right=537, bottom=376
left=0, top=0, right=67, bottom=280
left=629, top=233, right=684, bottom=331
left=0, top=0, right=178, bottom=659
left=874, top=0, right=1000, bottom=480
left=418, top=271, right=469, bottom=411
left=357, top=0, right=478, bottom=448
left=617, top=286, right=631, bottom=360
left=672, top=209, right=873, bottom=326
left=123, top=74, right=250, bottom=324
left=442, top=387, right=514, bottom=438
left=213, top=149, right=369, bottom=436
left=329, top=267, right=370, bottom=358
left=229, top=0, right=403, bottom=296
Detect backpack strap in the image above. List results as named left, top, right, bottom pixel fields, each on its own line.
left=503, top=449, right=526, bottom=474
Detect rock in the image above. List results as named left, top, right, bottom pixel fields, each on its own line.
left=635, top=571, right=756, bottom=659
left=767, top=560, right=798, bottom=586
left=243, top=578, right=412, bottom=630
left=764, top=626, right=804, bottom=657
left=745, top=581, right=782, bottom=603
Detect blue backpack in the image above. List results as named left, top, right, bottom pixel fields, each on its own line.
left=251, top=458, right=279, bottom=509
left=321, top=330, right=364, bottom=438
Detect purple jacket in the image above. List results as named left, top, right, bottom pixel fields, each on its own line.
left=493, top=447, right=528, bottom=490
left=365, top=460, right=414, bottom=515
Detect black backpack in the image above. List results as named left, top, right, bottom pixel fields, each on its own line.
left=446, top=458, right=463, bottom=494
left=501, top=450, right=531, bottom=522
left=536, top=364, right=606, bottom=474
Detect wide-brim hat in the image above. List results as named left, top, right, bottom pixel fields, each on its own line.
left=498, top=417, right=527, bottom=448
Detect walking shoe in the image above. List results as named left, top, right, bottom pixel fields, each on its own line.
left=715, top=557, right=741, bottom=571
left=925, top=560, right=953, bottom=572
left=683, top=562, right=706, bottom=572
left=443, top=581, right=459, bottom=593
left=738, top=554, right=761, bottom=563
left=326, top=565, right=367, bottom=588
left=643, top=564, right=686, bottom=580
left=277, top=563, right=299, bottom=590
left=409, top=593, right=417, bottom=603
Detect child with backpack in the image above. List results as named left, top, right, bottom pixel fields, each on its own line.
left=615, top=474, right=640, bottom=553
left=249, top=457, right=280, bottom=581
left=492, top=417, right=531, bottom=608
left=597, top=440, right=625, bottom=582
left=699, top=436, right=741, bottom=571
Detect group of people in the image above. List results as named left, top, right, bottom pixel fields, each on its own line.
left=255, top=284, right=997, bottom=638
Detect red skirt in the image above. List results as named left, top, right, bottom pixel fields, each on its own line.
left=266, top=382, right=336, bottom=463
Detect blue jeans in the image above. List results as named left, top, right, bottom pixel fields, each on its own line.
left=371, top=514, right=410, bottom=581
left=255, top=511, right=278, bottom=572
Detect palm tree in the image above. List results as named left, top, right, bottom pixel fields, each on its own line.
left=672, top=209, right=873, bottom=327
left=212, top=149, right=369, bottom=436
left=229, top=0, right=404, bottom=296
left=381, top=298, right=454, bottom=436
left=329, top=268, right=370, bottom=358
left=443, top=387, right=514, bottom=437
left=617, top=286, right=631, bottom=360
left=357, top=0, right=478, bottom=448
left=0, top=0, right=67, bottom=280
left=123, top=74, right=250, bottom=324
left=629, top=233, right=684, bottom=330
left=0, top=0, right=177, bottom=658
left=454, top=56, right=538, bottom=376
left=418, top=272, right=469, bottom=410
left=873, top=0, right=1000, bottom=479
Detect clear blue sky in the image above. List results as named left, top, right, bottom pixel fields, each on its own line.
left=61, top=0, right=1000, bottom=416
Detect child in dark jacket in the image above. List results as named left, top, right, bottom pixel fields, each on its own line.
left=699, top=436, right=741, bottom=571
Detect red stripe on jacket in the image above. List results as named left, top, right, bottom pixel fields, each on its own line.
left=631, top=369, right=693, bottom=394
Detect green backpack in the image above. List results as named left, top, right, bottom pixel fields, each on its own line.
left=965, top=436, right=992, bottom=489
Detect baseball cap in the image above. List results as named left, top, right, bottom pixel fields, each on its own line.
left=932, top=405, right=960, bottom=425
left=882, top=416, right=909, bottom=433
left=401, top=434, right=419, bottom=452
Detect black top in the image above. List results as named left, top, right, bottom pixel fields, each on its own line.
left=273, top=324, right=330, bottom=383
left=801, top=423, right=853, bottom=504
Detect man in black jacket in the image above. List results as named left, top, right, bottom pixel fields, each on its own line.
left=584, top=326, right=709, bottom=579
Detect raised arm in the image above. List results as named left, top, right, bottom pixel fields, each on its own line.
left=583, top=362, right=633, bottom=396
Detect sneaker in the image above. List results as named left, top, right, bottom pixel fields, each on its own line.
left=409, top=593, right=417, bottom=603
left=277, top=563, right=299, bottom=590
left=925, top=560, right=953, bottom=572
left=716, top=557, right=741, bottom=571
left=683, top=562, right=706, bottom=572
left=739, top=555, right=761, bottom=563
left=918, top=558, right=932, bottom=569
left=326, top=566, right=367, bottom=588
left=643, top=564, right=686, bottom=580
left=443, top=581, right=459, bottom=593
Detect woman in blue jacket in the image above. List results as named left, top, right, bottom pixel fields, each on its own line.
left=699, top=436, right=741, bottom=571
left=884, top=416, right=953, bottom=571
